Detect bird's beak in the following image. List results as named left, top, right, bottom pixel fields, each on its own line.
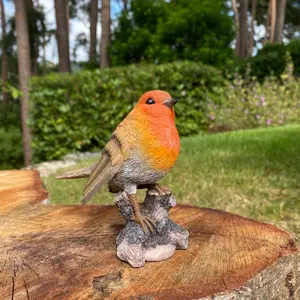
left=163, top=98, right=178, bottom=108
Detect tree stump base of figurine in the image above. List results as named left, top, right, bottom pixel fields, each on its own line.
left=115, top=189, right=189, bottom=267
left=0, top=170, right=299, bottom=300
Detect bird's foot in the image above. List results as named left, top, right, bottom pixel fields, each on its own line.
left=127, top=193, right=156, bottom=233
left=133, top=213, right=156, bottom=233
left=148, top=184, right=171, bottom=197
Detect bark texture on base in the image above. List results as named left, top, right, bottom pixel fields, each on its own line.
left=0, top=170, right=299, bottom=300
left=115, top=190, right=189, bottom=267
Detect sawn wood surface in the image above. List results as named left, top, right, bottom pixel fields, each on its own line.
left=0, top=170, right=299, bottom=299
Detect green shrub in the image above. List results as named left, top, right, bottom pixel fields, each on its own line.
left=0, top=102, right=20, bottom=129
left=0, top=126, right=23, bottom=170
left=248, top=43, right=287, bottom=81
left=29, top=61, right=225, bottom=162
left=287, top=39, right=300, bottom=76
left=0, top=103, right=23, bottom=169
left=247, top=40, right=300, bottom=81
left=206, top=61, right=300, bottom=131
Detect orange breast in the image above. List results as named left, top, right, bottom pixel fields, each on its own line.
left=137, top=118, right=180, bottom=172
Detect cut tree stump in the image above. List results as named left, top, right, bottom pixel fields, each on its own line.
left=0, top=170, right=299, bottom=300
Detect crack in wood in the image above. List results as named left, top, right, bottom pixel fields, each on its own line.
left=71, top=253, right=98, bottom=268
left=22, top=260, right=42, bottom=283
left=221, top=277, right=228, bottom=290
left=0, top=257, right=7, bottom=273
left=0, top=247, right=8, bottom=273
left=23, top=276, right=30, bottom=300
left=11, top=275, right=15, bottom=300
left=285, top=271, right=294, bottom=300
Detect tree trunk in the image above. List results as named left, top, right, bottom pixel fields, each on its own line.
left=264, top=0, right=271, bottom=44
left=42, top=35, right=47, bottom=74
left=0, top=0, right=9, bottom=105
left=89, top=0, right=98, bottom=62
left=123, top=0, right=128, bottom=11
left=66, top=0, right=70, bottom=29
left=14, top=0, right=32, bottom=166
left=238, top=0, right=248, bottom=57
left=270, top=0, right=277, bottom=42
left=275, top=0, right=287, bottom=42
left=31, top=51, right=39, bottom=75
left=100, top=0, right=111, bottom=68
left=54, top=0, right=71, bottom=73
left=232, top=0, right=240, bottom=55
left=26, top=0, right=39, bottom=75
left=249, top=0, right=257, bottom=55
left=0, top=170, right=299, bottom=299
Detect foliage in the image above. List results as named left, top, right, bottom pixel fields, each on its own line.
left=206, top=60, right=300, bottom=131
left=247, top=40, right=300, bottom=81
left=29, top=61, right=225, bottom=162
left=0, top=126, right=23, bottom=170
left=248, top=43, right=287, bottom=81
left=0, top=102, right=20, bottom=129
left=111, top=0, right=234, bottom=68
left=288, top=39, right=300, bottom=76
left=0, top=102, right=23, bottom=169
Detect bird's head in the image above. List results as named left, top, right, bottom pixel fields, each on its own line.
left=134, top=90, right=178, bottom=120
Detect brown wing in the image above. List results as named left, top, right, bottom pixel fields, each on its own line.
left=81, top=126, right=131, bottom=204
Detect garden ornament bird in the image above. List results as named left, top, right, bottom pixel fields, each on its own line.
left=57, top=90, right=180, bottom=232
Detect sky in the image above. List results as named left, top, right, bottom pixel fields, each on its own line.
left=3, top=0, right=122, bottom=63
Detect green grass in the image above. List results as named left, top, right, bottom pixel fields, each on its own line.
left=43, top=125, right=300, bottom=237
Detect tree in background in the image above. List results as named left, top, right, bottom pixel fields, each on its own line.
left=54, top=0, right=71, bottom=72
left=238, top=0, right=249, bottom=57
left=0, top=0, right=9, bottom=105
left=231, top=0, right=240, bottom=55
left=275, top=0, right=287, bottom=42
left=25, top=0, right=47, bottom=75
left=260, top=0, right=300, bottom=43
left=123, top=0, right=128, bottom=11
left=263, top=0, right=289, bottom=44
left=270, top=0, right=277, bottom=42
left=285, top=0, right=300, bottom=40
left=26, top=0, right=39, bottom=74
left=14, top=0, right=32, bottom=166
left=241, top=0, right=300, bottom=80
left=89, top=0, right=98, bottom=62
left=3, top=0, right=47, bottom=77
left=248, top=0, right=257, bottom=54
left=100, top=0, right=111, bottom=68
left=111, top=0, right=234, bottom=68
left=233, top=0, right=292, bottom=56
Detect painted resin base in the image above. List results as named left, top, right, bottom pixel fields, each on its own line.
left=115, top=188, right=189, bottom=267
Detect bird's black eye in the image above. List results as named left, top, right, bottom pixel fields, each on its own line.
left=146, top=98, right=155, bottom=105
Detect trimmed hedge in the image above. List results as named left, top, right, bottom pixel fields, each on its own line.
left=0, top=103, right=23, bottom=169
left=0, top=126, right=23, bottom=170
left=247, top=40, right=300, bottom=81
left=30, top=61, right=225, bottom=162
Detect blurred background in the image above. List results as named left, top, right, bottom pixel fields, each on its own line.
left=0, top=0, right=299, bottom=234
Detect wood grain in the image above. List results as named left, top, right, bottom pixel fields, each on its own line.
left=0, top=170, right=299, bottom=300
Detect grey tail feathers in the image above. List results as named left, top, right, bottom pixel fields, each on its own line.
left=56, top=163, right=97, bottom=180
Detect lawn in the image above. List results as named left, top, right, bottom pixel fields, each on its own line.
left=43, top=125, right=300, bottom=237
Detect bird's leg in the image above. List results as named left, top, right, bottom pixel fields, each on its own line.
left=147, top=183, right=171, bottom=196
left=127, top=194, right=156, bottom=233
